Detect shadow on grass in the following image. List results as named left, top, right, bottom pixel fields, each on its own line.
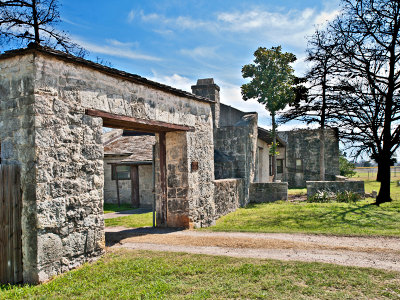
left=106, top=227, right=185, bottom=247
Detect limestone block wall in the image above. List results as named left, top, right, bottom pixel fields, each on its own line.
left=103, top=159, right=153, bottom=207
left=0, top=54, right=37, bottom=283
left=213, top=179, right=243, bottom=220
left=103, top=156, right=132, bottom=205
left=249, top=182, right=288, bottom=203
left=307, top=181, right=365, bottom=198
left=0, top=48, right=215, bottom=283
left=33, top=53, right=214, bottom=230
left=278, top=129, right=339, bottom=188
left=34, top=90, right=105, bottom=283
left=214, top=114, right=258, bottom=206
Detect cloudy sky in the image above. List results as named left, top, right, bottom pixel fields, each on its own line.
left=55, top=0, right=342, bottom=130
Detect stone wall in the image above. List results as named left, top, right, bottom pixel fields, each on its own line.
left=278, top=129, right=339, bottom=188
left=103, top=156, right=132, bottom=205
left=213, top=179, right=243, bottom=220
left=306, top=181, right=365, bottom=198
left=249, top=182, right=288, bottom=203
left=103, top=157, right=153, bottom=208
left=214, top=114, right=258, bottom=205
left=219, top=104, right=248, bottom=127
left=0, top=48, right=215, bottom=283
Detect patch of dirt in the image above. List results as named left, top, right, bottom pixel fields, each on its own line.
left=287, top=194, right=307, bottom=202
left=106, top=227, right=400, bottom=272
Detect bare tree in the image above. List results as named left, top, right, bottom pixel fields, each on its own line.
left=280, top=29, right=339, bottom=181
left=0, top=0, right=85, bottom=56
left=328, top=0, right=400, bottom=205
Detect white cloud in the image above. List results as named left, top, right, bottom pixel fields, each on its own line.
left=73, top=38, right=161, bottom=61
left=127, top=10, right=135, bottom=23
left=105, top=39, right=138, bottom=48
left=149, top=71, right=194, bottom=92
left=180, top=46, right=218, bottom=59
left=139, top=6, right=340, bottom=50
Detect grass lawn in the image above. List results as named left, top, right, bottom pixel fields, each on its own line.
left=207, top=181, right=400, bottom=236
left=1, top=250, right=399, bottom=299
left=105, top=211, right=153, bottom=228
left=103, top=203, right=135, bottom=214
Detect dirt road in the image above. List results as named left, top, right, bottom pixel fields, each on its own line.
left=106, top=227, right=400, bottom=272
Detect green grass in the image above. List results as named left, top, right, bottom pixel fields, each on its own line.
left=1, top=250, right=399, bottom=299
left=105, top=211, right=153, bottom=228
left=206, top=181, right=400, bottom=236
left=103, top=203, right=135, bottom=214
left=288, top=187, right=307, bottom=195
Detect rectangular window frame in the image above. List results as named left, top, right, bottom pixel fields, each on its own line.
left=277, top=159, right=284, bottom=174
left=295, top=158, right=303, bottom=173
left=112, top=164, right=131, bottom=180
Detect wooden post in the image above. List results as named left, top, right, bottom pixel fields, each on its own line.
left=115, top=165, right=120, bottom=207
left=131, top=165, right=140, bottom=208
left=159, top=132, right=167, bottom=226
left=152, top=145, right=156, bottom=228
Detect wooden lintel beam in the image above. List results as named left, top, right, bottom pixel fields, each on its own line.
left=85, top=109, right=195, bottom=132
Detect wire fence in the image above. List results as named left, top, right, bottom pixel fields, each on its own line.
left=354, top=166, right=400, bottom=181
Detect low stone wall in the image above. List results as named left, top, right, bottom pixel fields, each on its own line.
left=213, top=179, right=244, bottom=220
left=307, top=181, right=365, bottom=198
left=249, top=182, right=288, bottom=203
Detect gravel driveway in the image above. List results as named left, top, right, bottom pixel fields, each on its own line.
left=106, top=227, right=400, bottom=272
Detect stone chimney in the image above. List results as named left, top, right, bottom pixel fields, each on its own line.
left=191, top=78, right=220, bottom=129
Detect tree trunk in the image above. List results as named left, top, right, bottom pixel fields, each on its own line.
left=271, top=112, right=277, bottom=182
left=32, top=0, right=40, bottom=43
left=319, top=70, right=327, bottom=181
left=375, top=157, right=392, bottom=205
left=319, top=128, right=325, bottom=181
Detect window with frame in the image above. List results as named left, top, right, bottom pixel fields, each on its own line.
left=295, top=159, right=303, bottom=173
left=112, top=165, right=131, bottom=180
left=269, top=157, right=284, bottom=175
left=277, top=159, right=283, bottom=174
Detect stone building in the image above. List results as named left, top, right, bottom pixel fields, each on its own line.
left=103, top=129, right=154, bottom=208
left=0, top=44, right=338, bottom=284
left=0, top=44, right=216, bottom=283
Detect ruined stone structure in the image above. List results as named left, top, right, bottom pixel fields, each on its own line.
left=249, top=182, right=288, bottom=203
left=0, top=45, right=339, bottom=284
left=0, top=45, right=215, bottom=283
left=307, top=181, right=365, bottom=198
left=278, top=129, right=340, bottom=188
left=192, top=81, right=258, bottom=205
left=103, top=130, right=155, bottom=208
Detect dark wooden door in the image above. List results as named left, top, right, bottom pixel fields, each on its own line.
left=131, top=165, right=140, bottom=208
left=0, top=165, right=23, bottom=284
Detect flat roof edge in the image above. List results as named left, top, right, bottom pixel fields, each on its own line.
left=0, top=44, right=214, bottom=104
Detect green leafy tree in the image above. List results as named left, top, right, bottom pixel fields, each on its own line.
left=339, top=154, right=356, bottom=177
left=241, top=46, right=297, bottom=181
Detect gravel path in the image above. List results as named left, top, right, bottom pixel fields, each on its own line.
left=105, top=227, right=400, bottom=272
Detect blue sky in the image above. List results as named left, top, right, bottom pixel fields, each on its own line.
left=57, top=0, right=341, bottom=130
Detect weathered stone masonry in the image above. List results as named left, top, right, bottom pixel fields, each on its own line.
left=0, top=46, right=215, bottom=283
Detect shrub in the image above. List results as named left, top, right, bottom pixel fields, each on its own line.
left=336, top=191, right=362, bottom=203
left=308, top=190, right=362, bottom=203
left=307, top=190, right=336, bottom=203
